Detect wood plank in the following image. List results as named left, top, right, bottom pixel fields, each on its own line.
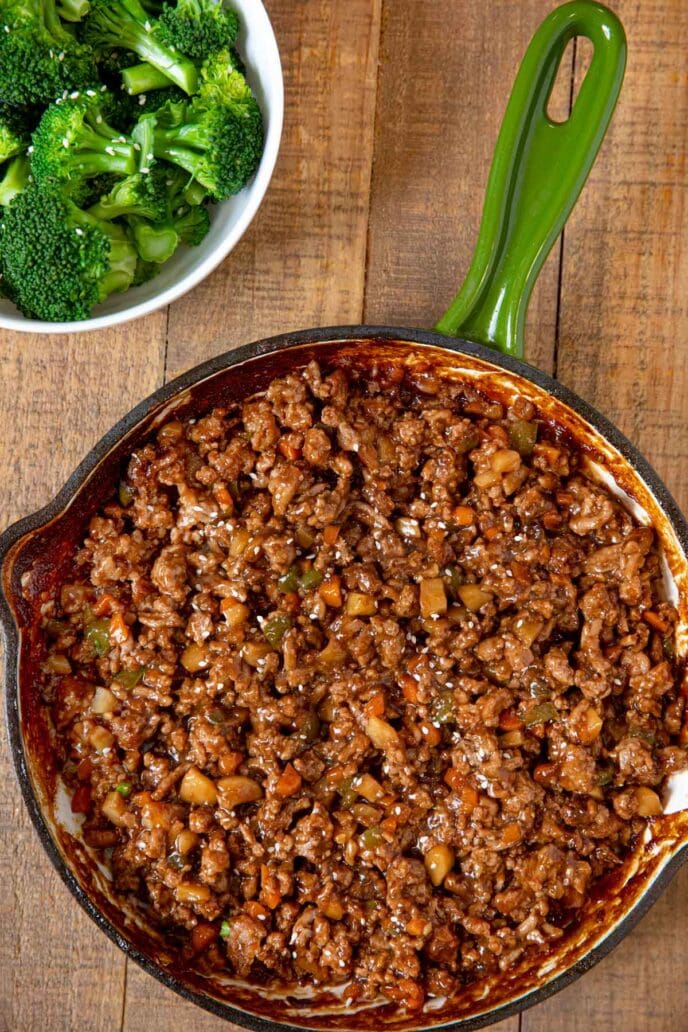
left=164, top=0, right=383, bottom=379
left=525, top=0, right=688, bottom=1029
left=0, top=317, right=167, bottom=1032
left=362, top=0, right=568, bottom=375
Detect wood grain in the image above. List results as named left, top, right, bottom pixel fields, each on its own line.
left=2, top=1, right=688, bottom=1030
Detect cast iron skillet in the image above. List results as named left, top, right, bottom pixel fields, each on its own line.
left=3, top=2, right=688, bottom=1030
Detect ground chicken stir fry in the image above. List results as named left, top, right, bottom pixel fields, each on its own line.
left=42, top=360, right=686, bottom=1010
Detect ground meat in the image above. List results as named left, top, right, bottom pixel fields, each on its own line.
left=40, top=359, right=686, bottom=1012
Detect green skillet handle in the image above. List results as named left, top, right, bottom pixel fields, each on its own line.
left=435, top=0, right=626, bottom=358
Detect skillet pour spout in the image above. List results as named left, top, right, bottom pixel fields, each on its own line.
left=3, top=2, right=688, bottom=1031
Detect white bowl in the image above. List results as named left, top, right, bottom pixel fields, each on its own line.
left=0, top=0, right=284, bottom=334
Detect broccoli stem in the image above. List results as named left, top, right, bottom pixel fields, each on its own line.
left=122, top=29, right=198, bottom=94
left=103, top=230, right=139, bottom=294
left=122, top=62, right=173, bottom=95
left=150, top=140, right=202, bottom=182
left=0, top=155, right=30, bottom=207
left=73, top=126, right=137, bottom=177
left=57, top=0, right=91, bottom=21
left=43, top=0, right=74, bottom=41
left=130, top=218, right=179, bottom=263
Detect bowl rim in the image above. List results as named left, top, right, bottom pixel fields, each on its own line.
left=0, top=0, right=284, bottom=335
left=2, top=324, right=688, bottom=1032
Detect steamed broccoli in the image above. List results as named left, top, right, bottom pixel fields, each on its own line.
left=87, top=164, right=168, bottom=220
left=0, top=0, right=97, bottom=105
left=147, top=91, right=261, bottom=200
left=0, top=105, right=33, bottom=163
left=0, top=155, right=31, bottom=207
left=0, top=181, right=138, bottom=319
left=31, top=92, right=138, bottom=187
left=57, top=0, right=90, bottom=20
left=84, top=0, right=198, bottom=94
left=157, top=0, right=238, bottom=60
left=128, top=165, right=209, bottom=262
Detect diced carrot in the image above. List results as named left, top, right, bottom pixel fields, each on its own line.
left=380, top=816, right=398, bottom=836
left=387, top=978, right=425, bottom=1011
left=483, top=526, right=501, bottom=542
left=400, top=674, right=419, bottom=704
left=510, top=560, right=530, bottom=584
left=244, top=901, right=270, bottom=922
left=319, top=575, right=342, bottom=607
left=93, top=593, right=119, bottom=617
left=365, top=692, right=385, bottom=718
left=406, top=917, right=427, bottom=936
left=71, top=785, right=91, bottom=814
left=76, top=757, right=93, bottom=781
left=407, top=654, right=426, bottom=674
left=443, top=767, right=464, bottom=792
left=109, top=611, right=130, bottom=645
left=322, top=524, right=340, bottom=546
left=453, top=505, right=476, bottom=526
left=460, top=784, right=479, bottom=812
left=643, top=610, right=670, bottom=634
left=278, top=439, right=302, bottom=461
left=261, top=887, right=282, bottom=910
left=281, top=591, right=301, bottom=615
left=191, top=923, right=218, bottom=953
left=501, top=822, right=522, bottom=846
left=214, top=487, right=234, bottom=513
left=275, top=763, right=302, bottom=798
left=420, top=721, right=442, bottom=747
left=498, top=708, right=523, bottom=732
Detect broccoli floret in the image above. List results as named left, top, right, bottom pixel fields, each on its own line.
left=87, top=164, right=168, bottom=220
left=0, top=155, right=31, bottom=207
left=131, top=255, right=160, bottom=285
left=0, top=0, right=97, bottom=105
left=148, top=93, right=262, bottom=200
left=84, top=0, right=198, bottom=94
left=0, top=181, right=138, bottom=320
left=0, top=104, right=33, bottom=163
left=129, top=165, right=209, bottom=262
left=31, top=92, right=138, bottom=188
left=157, top=0, right=238, bottom=61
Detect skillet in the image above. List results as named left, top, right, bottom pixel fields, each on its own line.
left=3, top=2, right=688, bottom=1030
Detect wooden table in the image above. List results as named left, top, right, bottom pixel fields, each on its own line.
left=2, top=1, right=687, bottom=1029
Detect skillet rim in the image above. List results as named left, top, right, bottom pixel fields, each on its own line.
left=2, top=322, right=688, bottom=1032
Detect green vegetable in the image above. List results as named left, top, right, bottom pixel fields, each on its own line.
left=262, top=614, right=292, bottom=649
left=277, top=565, right=299, bottom=593
left=295, top=710, right=321, bottom=744
left=337, top=777, right=357, bottom=809
left=509, top=419, right=538, bottom=457
left=0, top=0, right=96, bottom=106
left=0, top=155, right=31, bottom=209
left=523, top=701, right=557, bottom=725
left=87, top=167, right=169, bottom=222
left=442, top=566, right=464, bottom=600
left=167, top=851, right=185, bottom=870
left=113, top=666, right=144, bottom=688
left=143, top=89, right=263, bottom=201
left=432, top=691, right=456, bottom=725
left=299, top=567, right=324, bottom=591
left=594, top=766, right=614, bottom=787
left=360, top=826, right=384, bottom=849
left=157, top=0, right=239, bottom=61
left=84, top=0, right=199, bottom=95
left=0, top=183, right=138, bottom=321
left=455, top=430, right=480, bottom=454
left=115, top=781, right=133, bottom=797
left=128, top=168, right=210, bottom=262
left=86, top=617, right=112, bottom=656
left=0, top=104, right=32, bottom=165
left=219, top=919, right=232, bottom=938
left=31, top=94, right=138, bottom=187
left=118, top=481, right=134, bottom=506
